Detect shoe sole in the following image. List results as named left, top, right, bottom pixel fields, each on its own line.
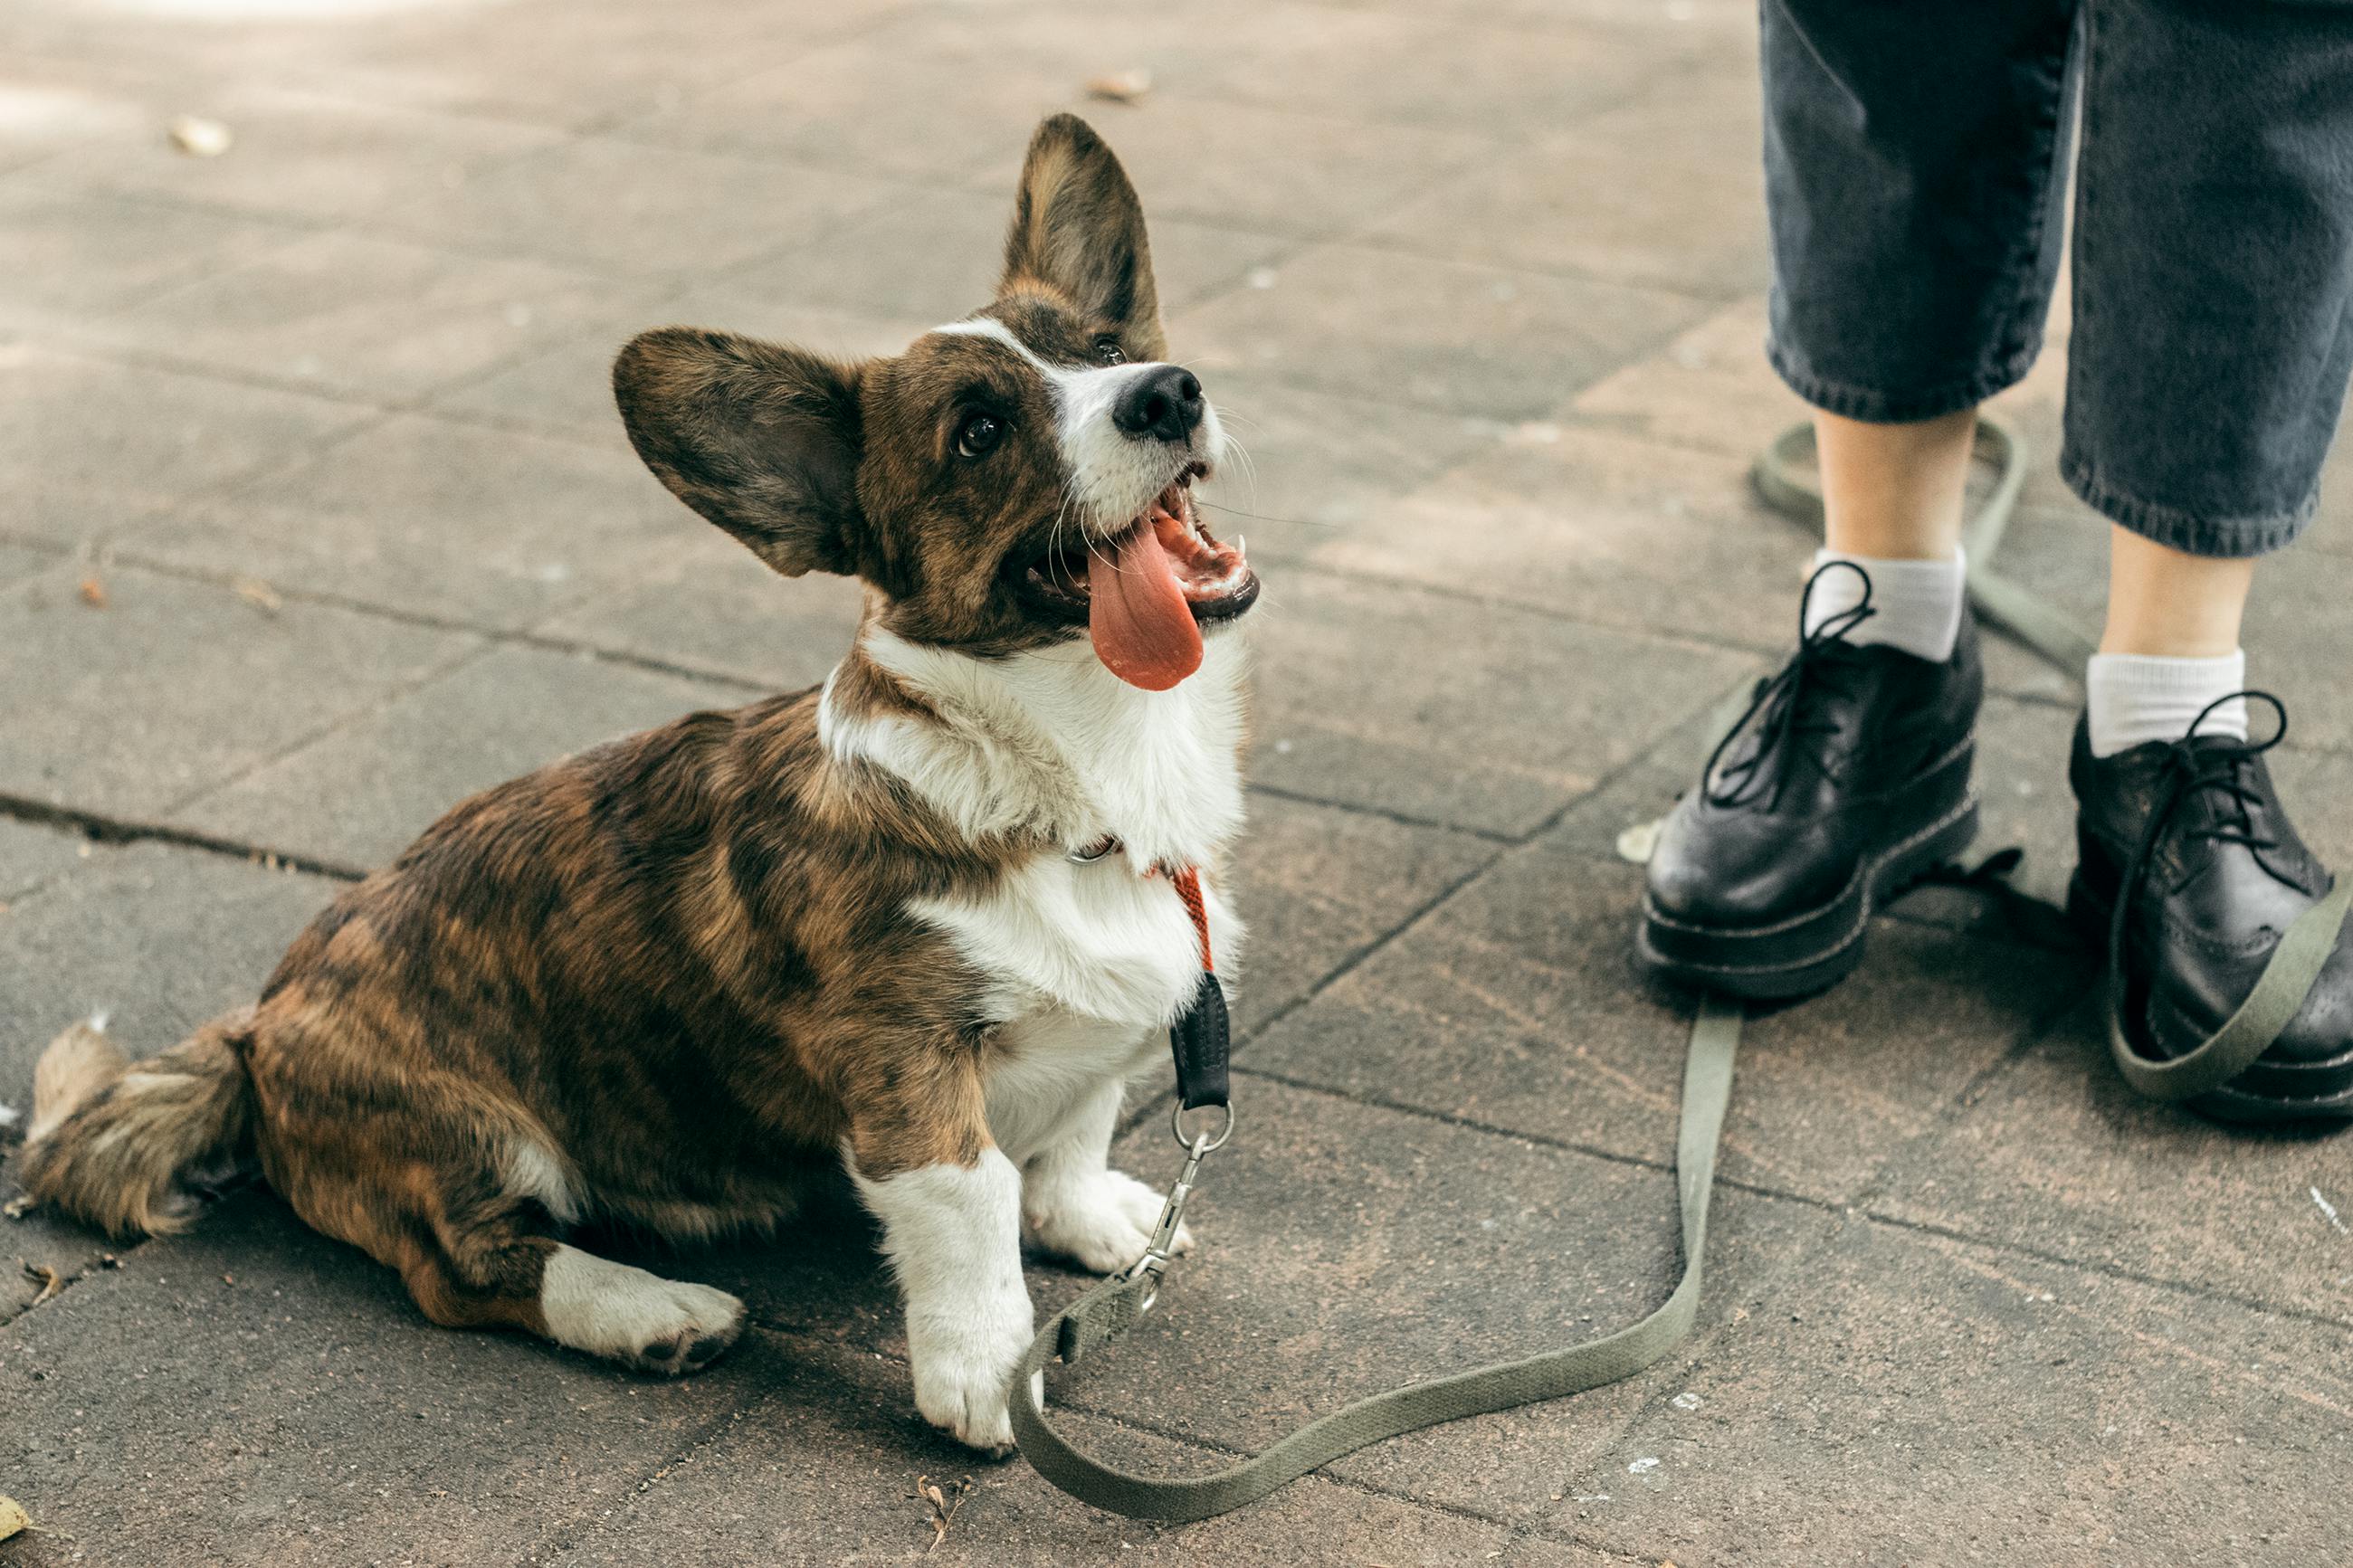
left=2063, top=875, right=2353, bottom=1126
left=1635, top=796, right=1981, bottom=1002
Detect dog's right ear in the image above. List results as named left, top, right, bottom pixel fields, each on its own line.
left=613, top=328, right=866, bottom=578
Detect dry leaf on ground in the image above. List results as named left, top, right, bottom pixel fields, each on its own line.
left=0, top=1495, right=31, bottom=1542
left=1086, top=69, right=1152, bottom=104
left=913, top=1474, right=973, bottom=1554
left=168, top=115, right=233, bottom=157
left=21, top=1260, right=62, bottom=1306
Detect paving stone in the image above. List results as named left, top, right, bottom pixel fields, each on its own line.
left=1243, top=838, right=2078, bottom=1207
left=369, top=133, right=905, bottom=280
left=1871, top=997, right=2353, bottom=1325
left=0, top=537, right=62, bottom=587
left=1046, top=1078, right=1836, bottom=1521
left=1364, top=63, right=1767, bottom=299
left=603, top=2, right=1239, bottom=184
left=1314, top=423, right=1812, bottom=651
left=0, top=839, right=340, bottom=1107
left=0, top=341, right=371, bottom=549
left=0, top=817, right=87, bottom=903
left=987, top=96, right=1493, bottom=243
left=0, top=1191, right=764, bottom=1568
left=430, top=291, right=929, bottom=442
left=0, top=182, right=305, bottom=334
left=1244, top=568, right=1756, bottom=837
left=0, top=73, right=151, bottom=177
left=19, top=87, right=564, bottom=225
left=1567, top=295, right=1799, bottom=461
left=546, top=1328, right=1623, bottom=1567
left=122, top=412, right=693, bottom=632
left=325, top=0, right=891, bottom=127
left=1199, top=8, right=1724, bottom=136
left=533, top=529, right=863, bottom=689
left=1567, top=1218, right=2353, bottom=1565
left=171, top=643, right=750, bottom=871
left=1, top=563, right=477, bottom=820
left=90, top=230, right=630, bottom=401
left=721, top=185, right=1294, bottom=325
left=1225, top=789, right=1498, bottom=1030
left=1174, top=242, right=1712, bottom=422
left=1187, top=366, right=1510, bottom=566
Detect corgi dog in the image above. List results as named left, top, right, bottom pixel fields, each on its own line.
left=21, top=114, right=1256, bottom=1452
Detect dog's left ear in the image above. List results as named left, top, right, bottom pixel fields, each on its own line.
left=1001, top=114, right=1166, bottom=359
left=613, top=328, right=867, bottom=579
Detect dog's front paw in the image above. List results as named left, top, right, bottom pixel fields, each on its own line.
left=1025, top=1168, right=1193, bottom=1275
left=905, top=1289, right=1033, bottom=1455
left=911, top=1348, right=1019, bottom=1453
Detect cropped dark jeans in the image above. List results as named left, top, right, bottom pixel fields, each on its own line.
left=1762, top=0, right=2353, bottom=557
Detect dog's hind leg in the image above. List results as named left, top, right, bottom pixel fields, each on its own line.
left=269, top=1115, right=744, bottom=1377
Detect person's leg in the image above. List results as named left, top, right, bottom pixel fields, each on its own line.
left=1639, top=0, right=2074, bottom=998
left=2063, top=0, right=2353, bottom=1121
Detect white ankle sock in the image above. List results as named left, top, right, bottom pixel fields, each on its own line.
left=2085, top=651, right=2248, bottom=757
left=1803, top=548, right=1966, bottom=662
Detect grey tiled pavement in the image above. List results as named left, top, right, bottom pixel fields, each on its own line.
left=3, top=2, right=2350, bottom=1563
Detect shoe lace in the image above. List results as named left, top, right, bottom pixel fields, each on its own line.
left=1702, top=561, right=1877, bottom=811
left=2109, top=691, right=2292, bottom=965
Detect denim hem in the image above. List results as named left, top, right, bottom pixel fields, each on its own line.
left=2059, top=446, right=2315, bottom=560
left=1765, top=334, right=2043, bottom=425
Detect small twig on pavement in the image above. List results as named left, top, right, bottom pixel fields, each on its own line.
left=22, top=1260, right=62, bottom=1306
left=912, top=1474, right=974, bottom=1554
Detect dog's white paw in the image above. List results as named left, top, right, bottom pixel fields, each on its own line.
left=911, top=1345, right=1019, bottom=1453
left=1025, top=1169, right=1193, bottom=1275
left=538, top=1246, right=745, bottom=1376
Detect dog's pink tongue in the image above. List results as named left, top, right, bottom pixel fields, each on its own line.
left=1090, top=523, right=1203, bottom=690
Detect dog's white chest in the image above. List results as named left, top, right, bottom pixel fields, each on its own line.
left=911, top=854, right=1239, bottom=1161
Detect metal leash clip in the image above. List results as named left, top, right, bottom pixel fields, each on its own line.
left=1123, top=1103, right=1234, bottom=1314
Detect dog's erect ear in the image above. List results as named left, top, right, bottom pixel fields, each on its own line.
left=613, top=328, right=866, bottom=578
left=1001, top=114, right=1165, bottom=358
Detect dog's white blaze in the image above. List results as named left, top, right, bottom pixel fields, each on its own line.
left=852, top=1149, right=1032, bottom=1448
left=928, top=317, right=1226, bottom=536
left=538, top=1244, right=742, bottom=1360
left=827, top=625, right=1248, bottom=873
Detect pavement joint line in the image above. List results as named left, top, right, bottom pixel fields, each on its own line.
left=1242, top=780, right=1517, bottom=844
left=1843, top=987, right=2093, bottom=1218
left=514, top=1379, right=795, bottom=1568
left=13, top=325, right=419, bottom=421
left=0, top=791, right=370, bottom=883
left=1853, top=1209, right=2353, bottom=1338
left=100, top=545, right=776, bottom=696
left=1223, top=1053, right=2353, bottom=1340
left=153, top=630, right=500, bottom=823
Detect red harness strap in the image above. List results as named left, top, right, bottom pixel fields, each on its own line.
left=1167, top=865, right=1214, bottom=973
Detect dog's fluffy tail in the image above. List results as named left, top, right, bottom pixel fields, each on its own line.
left=22, top=1010, right=258, bottom=1238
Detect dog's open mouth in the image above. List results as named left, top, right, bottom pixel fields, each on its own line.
left=1013, top=466, right=1259, bottom=690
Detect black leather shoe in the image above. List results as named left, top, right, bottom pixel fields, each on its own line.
left=1638, top=564, right=1982, bottom=999
left=2066, top=695, right=2353, bottom=1125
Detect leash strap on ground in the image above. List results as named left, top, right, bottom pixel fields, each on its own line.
left=2105, top=875, right=2353, bottom=1101
left=1007, top=995, right=1745, bottom=1524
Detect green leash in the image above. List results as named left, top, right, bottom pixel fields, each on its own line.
left=1010, top=417, right=2344, bottom=1520
left=1008, top=996, right=1745, bottom=1524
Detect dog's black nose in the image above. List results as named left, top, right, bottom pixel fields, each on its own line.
left=1111, top=365, right=1204, bottom=443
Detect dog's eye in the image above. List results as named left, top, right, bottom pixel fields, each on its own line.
left=955, top=412, right=1004, bottom=460
left=1096, top=337, right=1125, bottom=366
